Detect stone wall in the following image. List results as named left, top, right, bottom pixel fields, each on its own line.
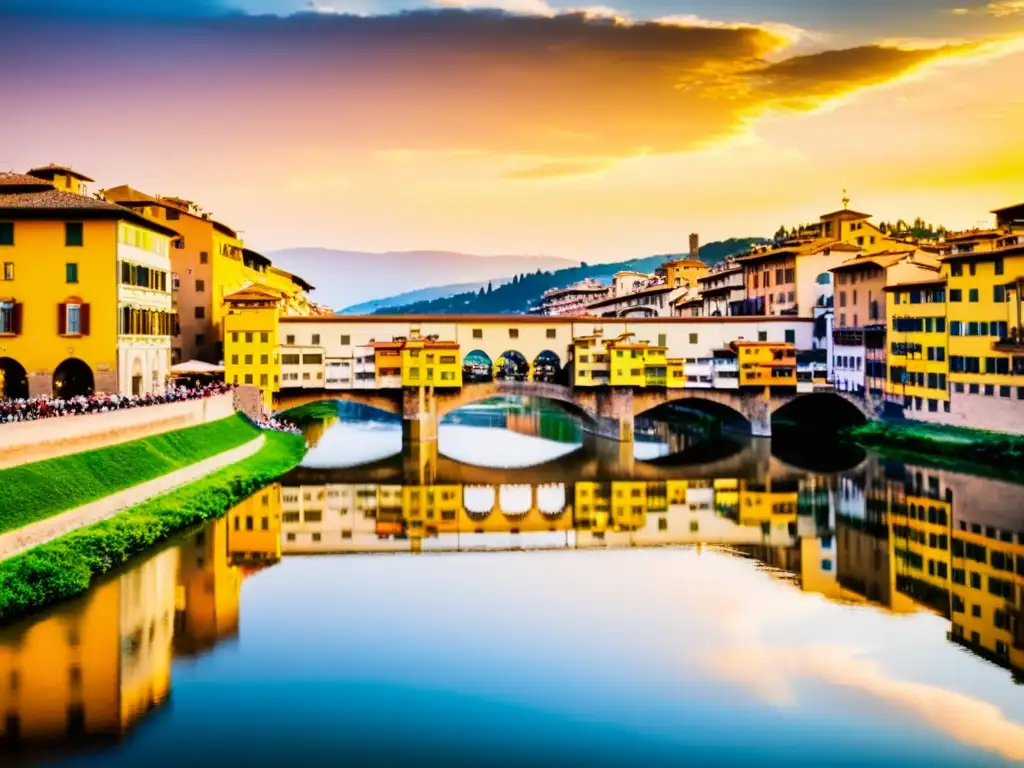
left=0, top=393, right=237, bottom=469
left=233, top=385, right=264, bottom=422
left=888, top=390, right=1024, bottom=435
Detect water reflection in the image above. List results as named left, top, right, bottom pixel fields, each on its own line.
left=2, top=405, right=1023, bottom=765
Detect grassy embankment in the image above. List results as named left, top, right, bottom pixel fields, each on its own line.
left=847, top=420, right=1024, bottom=480
left=0, top=413, right=260, bottom=535
left=0, top=427, right=305, bottom=621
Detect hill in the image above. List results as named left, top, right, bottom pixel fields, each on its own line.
left=371, top=238, right=766, bottom=315
left=341, top=279, right=507, bottom=315
left=265, top=248, right=578, bottom=310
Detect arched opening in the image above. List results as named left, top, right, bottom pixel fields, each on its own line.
left=638, top=398, right=751, bottom=434
left=773, top=393, right=867, bottom=432
left=463, top=485, right=496, bottom=520
left=53, top=358, right=94, bottom=398
left=495, top=350, right=529, bottom=382
left=462, top=349, right=493, bottom=383
left=635, top=399, right=748, bottom=461
left=0, top=357, right=29, bottom=400
left=772, top=393, right=868, bottom=470
left=131, top=357, right=143, bottom=396
left=531, top=350, right=563, bottom=384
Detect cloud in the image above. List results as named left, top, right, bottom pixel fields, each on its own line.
left=985, top=0, right=1024, bottom=14
left=505, top=159, right=614, bottom=179
left=0, top=0, right=235, bottom=16
left=0, top=9, right=1014, bottom=176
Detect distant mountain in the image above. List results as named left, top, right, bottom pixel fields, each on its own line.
left=341, top=279, right=509, bottom=315
left=265, top=248, right=578, bottom=310
left=371, top=238, right=767, bottom=315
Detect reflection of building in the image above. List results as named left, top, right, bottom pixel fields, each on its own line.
left=0, top=548, right=178, bottom=747
left=174, top=520, right=242, bottom=657
left=227, top=483, right=283, bottom=565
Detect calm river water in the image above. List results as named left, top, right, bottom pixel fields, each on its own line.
left=2, top=399, right=1023, bottom=766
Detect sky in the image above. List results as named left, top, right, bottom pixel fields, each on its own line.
left=2, top=0, right=1023, bottom=261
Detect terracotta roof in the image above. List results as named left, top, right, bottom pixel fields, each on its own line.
left=698, top=282, right=736, bottom=295
left=212, top=219, right=238, bottom=238
left=830, top=253, right=906, bottom=272
left=938, top=239, right=1024, bottom=261
left=991, top=202, right=1024, bottom=215
left=0, top=172, right=53, bottom=189
left=27, top=164, right=95, bottom=183
left=736, top=238, right=852, bottom=264
left=883, top=277, right=947, bottom=291
left=819, top=208, right=872, bottom=221
left=586, top=284, right=673, bottom=309
left=0, top=185, right=180, bottom=236
left=697, top=264, right=742, bottom=280
left=279, top=314, right=817, bottom=324
left=102, top=184, right=160, bottom=206
left=944, top=229, right=1003, bottom=242
left=224, top=284, right=283, bottom=302
left=663, top=259, right=707, bottom=269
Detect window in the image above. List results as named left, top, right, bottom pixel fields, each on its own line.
left=758, top=331, right=767, bottom=341
left=244, top=331, right=253, bottom=343
left=65, top=303, right=82, bottom=334
left=231, top=355, right=238, bottom=364
left=260, top=373, right=268, bottom=387
left=199, top=251, right=209, bottom=264
left=473, top=328, right=483, bottom=339
left=341, top=334, right=351, bottom=345
left=545, top=328, right=557, bottom=340
left=2, top=262, right=12, bottom=280
left=244, top=354, right=253, bottom=365
left=949, top=289, right=961, bottom=302
left=0, top=222, right=13, bottom=246
left=785, top=329, right=795, bottom=344
left=194, top=306, right=205, bottom=319
left=0, top=301, right=18, bottom=334
left=689, top=333, right=698, bottom=344
left=968, top=288, right=979, bottom=303
left=509, top=328, right=519, bottom=339
left=244, top=373, right=253, bottom=384
left=65, top=222, right=84, bottom=247
left=65, top=263, right=79, bottom=284
left=286, top=334, right=295, bottom=344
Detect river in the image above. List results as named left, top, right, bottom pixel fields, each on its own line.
left=2, top=398, right=1023, bottom=766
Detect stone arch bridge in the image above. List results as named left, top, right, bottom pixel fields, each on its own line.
left=276, top=380, right=869, bottom=441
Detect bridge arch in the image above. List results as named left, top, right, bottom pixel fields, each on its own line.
left=532, top=350, right=562, bottom=384
left=275, top=391, right=403, bottom=418
left=435, top=381, right=599, bottom=426
left=0, top=357, right=29, bottom=400
left=634, top=392, right=753, bottom=433
left=771, top=391, right=868, bottom=430
left=463, top=349, right=493, bottom=383
left=494, top=350, right=529, bottom=381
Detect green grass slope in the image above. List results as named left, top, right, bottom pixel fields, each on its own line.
left=0, top=430, right=305, bottom=622
left=0, top=414, right=260, bottom=535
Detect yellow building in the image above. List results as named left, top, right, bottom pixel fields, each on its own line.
left=223, top=285, right=282, bottom=408
left=0, top=170, right=178, bottom=399
left=884, top=277, right=950, bottom=412
left=939, top=233, right=1024, bottom=400
left=400, top=339, right=462, bottom=388
left=663, top=258, right=709, bottom=289
left=606, top=333, right=659, bottom=387
left=732, top=341, right=797, bottom=388
left=174, top=520, right=242, bottom=657
left=103, top=186, right=316, bottom=365
left=227, top=483, right=283, bottom=565
left=572, top=333, right=611, bottom=387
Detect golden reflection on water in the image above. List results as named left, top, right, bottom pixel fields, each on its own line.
left=0, top=447, right=1022, bottom=759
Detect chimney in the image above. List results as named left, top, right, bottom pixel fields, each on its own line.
left=689, top=233, right=700, bottom=261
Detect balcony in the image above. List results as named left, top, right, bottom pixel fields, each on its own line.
left=993, top=328, right=1024, bottom=352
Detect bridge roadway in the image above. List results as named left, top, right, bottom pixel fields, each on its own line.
left=276, top=380, right=871, bottom=440
left=283, top=432, right=870, bottom=488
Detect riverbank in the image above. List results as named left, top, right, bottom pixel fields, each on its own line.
left=0, top=429, right=306, bottom=622
left=0, top=413, right=260, bottom=535
left=846, top=420, right=1024, bottom=480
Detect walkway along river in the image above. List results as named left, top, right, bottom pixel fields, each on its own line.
left=1, top=398, right=1022, bottom=766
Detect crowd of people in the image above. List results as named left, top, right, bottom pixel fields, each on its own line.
left=252, top=414, right=302, bottom=435
left=0, top=381, right=233, bottom=423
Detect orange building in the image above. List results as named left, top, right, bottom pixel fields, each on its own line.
left=732, top=340, right=797, bottom=388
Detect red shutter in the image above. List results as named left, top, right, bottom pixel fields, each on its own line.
left=81, top=303, right=91, bottom=336
left=12, top=302, right=22, bottom=335
left=58, top=303, right=67, bottom=335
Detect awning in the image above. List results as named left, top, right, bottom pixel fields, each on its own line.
left=170, top=359, right=225, bottom=375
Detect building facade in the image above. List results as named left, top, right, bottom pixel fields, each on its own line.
left=0, top=170, right=177, bottom=399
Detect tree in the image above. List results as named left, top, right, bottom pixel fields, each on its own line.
left=486, top=281, right=493, bottom=294
left=774, top=225, right=788, bottom=241
left=477, top=287, right=485, bottom=298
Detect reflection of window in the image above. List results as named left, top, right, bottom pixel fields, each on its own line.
left=2, top=262, right=12, bottom=280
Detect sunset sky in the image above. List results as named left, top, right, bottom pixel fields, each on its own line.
left=2, top=0, right=1023, bottom=261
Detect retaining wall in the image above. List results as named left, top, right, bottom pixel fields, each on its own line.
left=0, top=393, right=237, bottom=469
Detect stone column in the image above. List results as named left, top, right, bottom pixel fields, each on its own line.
left=403, top=385, right=438, bottom=444
left=742, top=387, right=772, bottom=438
left=402, top=438, right=438, bottom=486
left=595, top=387, right=635, bottom=443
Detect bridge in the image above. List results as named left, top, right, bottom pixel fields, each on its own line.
left=276, top=380, right=870, bottom=440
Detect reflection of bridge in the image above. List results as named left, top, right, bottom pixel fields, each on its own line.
left=283, top=433, right=868, bottom=488
left=278, top=380, right=869, bottom=440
